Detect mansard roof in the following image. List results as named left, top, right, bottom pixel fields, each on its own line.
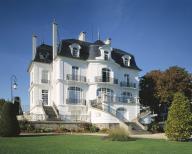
left=34, top=44, right=53, bottom=63
left=33, top=39, right=141, bottom=71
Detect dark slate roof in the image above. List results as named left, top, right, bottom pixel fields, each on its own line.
left=33, top=39, right=141, bottom=70
left=34, top=44, right=52, bottom=63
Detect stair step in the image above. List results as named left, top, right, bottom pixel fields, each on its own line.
left=43, top=106, right=58, bottom=120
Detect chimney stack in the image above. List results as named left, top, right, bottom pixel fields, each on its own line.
left=32, top=35, right=37, bottom=60
left=52, top=20, right=58, bottom=59
left=78, top=32, right=86, bottom=41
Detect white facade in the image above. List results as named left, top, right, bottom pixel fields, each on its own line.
left=28, top=22, right=141, bottom=124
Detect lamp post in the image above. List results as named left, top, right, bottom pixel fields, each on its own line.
left=10, top=75, right=18, bottom=102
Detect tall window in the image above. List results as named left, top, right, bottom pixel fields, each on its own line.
left=102, top=68, right=110, bottom=82
left=124, top=74, right=129, bottom=85
left=68, top=87, right=83, bottom=104
left=124, top=58, right=128, bottom=66
left=72, top=66, right=79, bottom=80
left=104, top=51, right=109, bottom=60
left=72, top=47, right=79, bottom=57
left=42, top=90, right=48, bottom=105
left=97, top=88, right=114, bottom=103
left=41, top=70, right=49, bottom=83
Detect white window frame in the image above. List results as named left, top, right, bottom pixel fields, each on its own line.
left=69, top=43, right=81, bottom=58
left=122, top=55, right=131, bottom=66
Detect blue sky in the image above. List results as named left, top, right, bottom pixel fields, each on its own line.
left=0, top=0, right=192, bottom=108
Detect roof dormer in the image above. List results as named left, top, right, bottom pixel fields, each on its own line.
left=97, top=45, right=113, bottom=61
left=122, top=55, right=131, bottom=66
left=69, top=43, right=81, bottom=58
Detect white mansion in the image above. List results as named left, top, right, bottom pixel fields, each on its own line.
left=28, top=22, right=142, bottom=125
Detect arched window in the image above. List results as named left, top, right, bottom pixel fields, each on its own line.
left=67, top=87, right=83, bottom=104
left=97, top=88, right=114, bottom=103
left=102, top=68, right=110, bottom=82
left=116, top=108, right=127, bottom=120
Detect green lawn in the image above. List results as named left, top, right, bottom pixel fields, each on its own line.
left=0, top=135, right=191, bottom=154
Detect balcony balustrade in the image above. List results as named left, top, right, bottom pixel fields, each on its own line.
left=95, top=76, right=118, bottom=84
left=66, top=74, right=87, bottom=82
left=97, top=95, right=137, bottom=104
left=120, top=81, right=136, bottom=88
left=41, top=79, right=49, bottom=84
left=66, top=98, right=86, bottom=105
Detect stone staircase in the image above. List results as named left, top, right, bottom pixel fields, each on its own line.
left=43, top=106, right=58, bottom=121
left=125, top=122, right=150, bottom=135
left=90, top=100, right=150, bottom=135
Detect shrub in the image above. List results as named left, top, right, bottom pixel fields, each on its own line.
left=165, top=92, right=192, bottom=141
left=0, top=102, right=20, bottom=136
left=100, top=128, right=109, bottom=133
left=89, top=124, right=100, bottom=133
left=108, top=127, right=130, bottom=141
left=148, top=122, right=163, bottom=133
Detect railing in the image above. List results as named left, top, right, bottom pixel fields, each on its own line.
left=66, top=98, right=86, bottom=105
left=120, top=81, right=137, bottom=88
left=95, top=76, right=118, bottom=84
left=97, top=95, right=137, bottom=104
left=90, top=101, right=128, bottom=122
left=53, top=102, right=60, bottom=118
left=41, top=79, right=49, bottom=84
left=66, top=74, right=86, bottom=82
left=59, top=114, right=90, bottom=122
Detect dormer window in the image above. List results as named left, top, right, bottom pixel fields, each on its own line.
left=69, top=43, right=81, bottom=58
left=72, top=47, right=78, bottom=57
left=122, top=55, right=131, bottom=66
left=124, top=58, right=128, bottom=66
left=104, top=51, right=109, bottom=60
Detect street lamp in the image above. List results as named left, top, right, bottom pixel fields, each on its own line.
left=10, top=75, right=18, bottom=102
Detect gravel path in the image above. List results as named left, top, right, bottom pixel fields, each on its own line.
left=20, top=132, right=167, bottom=139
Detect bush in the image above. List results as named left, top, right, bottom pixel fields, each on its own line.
left=0, top=102, right=20, bottom=136
left=100, top=128, right=109, bottom=133
left=89, top=124, right=100, bottom=133
left=165, top=92, right=192, bottom=141
left=148, top=122, right=164, bottom=133
left=108, top=127, right=130, bottom=141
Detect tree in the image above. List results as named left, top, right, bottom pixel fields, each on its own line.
left=157, top=66, right=192, bottom=105
left=139, top=70, right=162, bottom=113
left=140, top=66, right=192, bottom=122
left=165, top=92, right=192, bottom=141
left=0, top=102, right=20, bottom=137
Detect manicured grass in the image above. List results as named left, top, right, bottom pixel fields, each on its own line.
left=0, top=135, right=191, bottom=154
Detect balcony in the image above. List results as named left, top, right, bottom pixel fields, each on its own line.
left=95, top=76, right=118, bottom=84
left=97, top=95, right=137, bottom=104
left=66, top=74, right=87, bottom=82
left=66, top=98, right=86, bottom=105
left=120, top=81, right=136, bottom=88
left=41, top=79, right=49, bottom=84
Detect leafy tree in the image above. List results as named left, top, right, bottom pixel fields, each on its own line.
left=0, top=102, right=20, bottom=137
left=140, top=66, right=192, bottom=122
left=139, top=70, right=162, bottom=113
left=165, top=92, right=192, bottom=141
left=157, top=66, right=192, bottom=105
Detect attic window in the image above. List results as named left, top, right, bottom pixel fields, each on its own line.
left=123, top=56, right=131, bottom=66
left=124, top=58, right=128, bottom=66
left=69, top=43, right=81, bottom=58
left=72, top=47, right=79, bottom=57
left=104, top=51, right=109, bottom=60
